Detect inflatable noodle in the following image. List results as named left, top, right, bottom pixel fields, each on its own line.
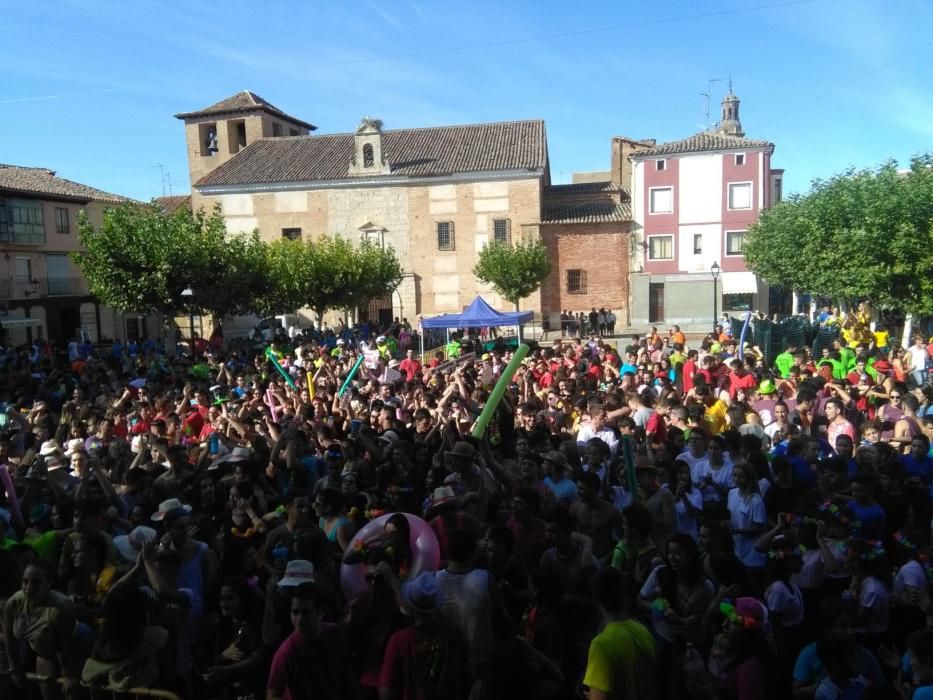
left=338, top=354, right=366, bottom=398
left=340, top=513, right=439, bottom=601
left=471, top=343, right=530, bottom=439
left=737, top=312, right=753, bottom=361
left=265, top=347, right=297, bottom=391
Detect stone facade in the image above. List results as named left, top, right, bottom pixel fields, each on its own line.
left=193, top=174, right=544, bottom=327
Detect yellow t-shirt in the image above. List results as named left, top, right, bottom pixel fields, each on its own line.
left=583, top=619, right=657, bottom=698
left=873, top=331, right=889, bottom=349
left=704, top=400, right=728, bottom=435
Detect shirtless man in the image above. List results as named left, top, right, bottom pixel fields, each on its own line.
left=570, top=472, right=621, bottom=561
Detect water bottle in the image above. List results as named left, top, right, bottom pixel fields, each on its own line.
left=209, top=432, right=219, bottom=455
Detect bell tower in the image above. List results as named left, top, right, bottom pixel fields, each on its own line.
left=718, top=84, right=744, bottom=137
left=175, top=91, right=316, bottom=186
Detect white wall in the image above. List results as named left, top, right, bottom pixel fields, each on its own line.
left=678, top=223, right=722, bottom=273
left=678, top=154, right=722, bottom=224
left=631, top=162, right=645, bottom=272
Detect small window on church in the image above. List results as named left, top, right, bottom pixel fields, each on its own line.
left=363, top=144, right=374, bottom=168
left=735, top=153, right=745, bottom=166
left=282, top=228, right=302, bottom=241
left=436, top=222, right=455, bottom=251
left=493, top=218, right=511, bottom=245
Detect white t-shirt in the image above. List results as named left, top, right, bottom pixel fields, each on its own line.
left=672, top=486, right=703, bottom=541
left=908, top=345, right=929, bottom=372
left=793, top=548, right=825, bottom=590
left=727, top=488, right=767, bottom=567
left=894, top=560, right=927, bottom=596
left=859, top=576, right=890, bottom=634
left=694, top=461, right=735, bottom=503
left=765, top=579, right=805, bottom=627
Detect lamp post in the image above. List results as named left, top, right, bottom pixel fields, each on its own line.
left=710, top=261, right=721, bottom=335
left=181, top=288, right=195, bottom=358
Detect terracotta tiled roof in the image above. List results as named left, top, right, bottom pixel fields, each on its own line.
left=547, top=182, right=625, bottom=195
left=154, top=194, right=192, bottom=215
left=631, top=131, right=773, bottom=158
left=195, top=119, right=547, bottom=188
left=542, top=200, right=631, bottom=224
left=0, top=164, right=129, bottom=203
left=175, top=90, right=316, bottom=130
left=542, top=181, right=631, bottom=224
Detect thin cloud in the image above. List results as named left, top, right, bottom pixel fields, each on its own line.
left=364, top=0, right=404, bottom=30
left=0, top=87, right=121, bottom=105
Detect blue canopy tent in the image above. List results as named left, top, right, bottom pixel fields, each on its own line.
left=420, top=296, right=534, bottom=357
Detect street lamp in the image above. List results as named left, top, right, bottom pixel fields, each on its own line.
left=710, top=261, right=721, bottom=335
left=181, top=288, right=195, bottom=358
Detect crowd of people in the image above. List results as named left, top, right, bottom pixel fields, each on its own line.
left=1, top=312, right=933, bottom=699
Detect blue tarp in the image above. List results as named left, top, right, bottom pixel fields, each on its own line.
left=421, top=296, right=533, bottom=329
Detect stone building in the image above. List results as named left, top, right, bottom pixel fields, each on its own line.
left=176, top=91, right=634, bottom=332
left=0, top=164, right=154, bottom=345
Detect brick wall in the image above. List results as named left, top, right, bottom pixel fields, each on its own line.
left=539, top=222, right=631, bottom=322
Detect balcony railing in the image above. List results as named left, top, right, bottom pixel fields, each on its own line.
left=47, top=277, right=89, bottom=296
left=0, top=277, right=89, bottom=300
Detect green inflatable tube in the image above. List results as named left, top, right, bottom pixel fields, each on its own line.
left=471, top=343, right=529, bottom=440
left=338, top=354, right=366, bottom=398
left=265, top=347, right=298, bottom=391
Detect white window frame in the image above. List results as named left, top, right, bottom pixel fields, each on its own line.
left=656, top=159, right=666, bottom=171
left=725, top=229, right=747, bottom=257
left=735, top=153, right=745, bottom=166
left=647, top=234, right=674, bottom=261
left=727, top=182, right=753, bottom=211
left=648, top=186, right=673, bottom=215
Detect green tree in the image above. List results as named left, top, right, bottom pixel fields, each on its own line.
left=473, top=239, right=551, bottom=310
left=258, top=236, right=404, bottom=323
left=75, top=202, right=270, bottom=317
left=744, top=155, right=933, bottom=314
left=344, top=238, right=404, bottom=314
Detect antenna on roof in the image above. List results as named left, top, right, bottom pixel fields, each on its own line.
left=700, top=78, right=723, bottom=131
left=151, top=164, right=166, bottom=196
left=166, top=171, right=173, bottom=197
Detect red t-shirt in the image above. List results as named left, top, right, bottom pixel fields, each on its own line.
left=398, top=359, right=422, bottom=382
left=728, top=371, right=757, bottom=399
left=378, top=622, right=464, bottom=700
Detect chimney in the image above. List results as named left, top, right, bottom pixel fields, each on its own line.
left=611, top=137, right=656, bottom=187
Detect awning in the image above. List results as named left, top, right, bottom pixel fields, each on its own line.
left=721, top=271, right=758, bottom=294
left=0, top=318, right=41, bottom=329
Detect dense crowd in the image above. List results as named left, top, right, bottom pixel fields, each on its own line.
left=2, top=309, right=933, bottom=700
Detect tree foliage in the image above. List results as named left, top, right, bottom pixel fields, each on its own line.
left=75, top=203, right=268, bottom=317
left=255, top=236, right=403, bottom=320
left=473, top=239, right=552, bottom=310
left=744, top=155, right=933, bottom=314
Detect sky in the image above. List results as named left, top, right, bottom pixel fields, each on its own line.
left=2, top=0, right=931, bottom=202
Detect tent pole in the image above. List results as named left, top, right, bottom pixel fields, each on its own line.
left=420, top=329, right=424, bottom=361
left=446, top=328, right=450, bottom=359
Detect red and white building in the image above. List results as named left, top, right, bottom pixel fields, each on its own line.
left=628, top=91, right=785, bottom=329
